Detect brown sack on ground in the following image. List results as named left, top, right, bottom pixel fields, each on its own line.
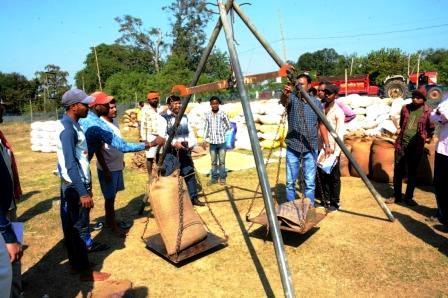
left=149, top=169, right=207, bottom=255
left=370, top=138, right=395, bottom=183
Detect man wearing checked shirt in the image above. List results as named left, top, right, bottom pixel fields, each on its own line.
left=280, top=73, right=332, bottom=206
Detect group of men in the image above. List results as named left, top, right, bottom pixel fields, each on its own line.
left=55, top=88, right=228, bottom=281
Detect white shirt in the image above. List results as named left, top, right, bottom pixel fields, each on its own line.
left=430, top=99, right=448, bottom=156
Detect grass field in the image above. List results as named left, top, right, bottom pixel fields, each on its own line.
left=3, top=121, right=448, bottom=297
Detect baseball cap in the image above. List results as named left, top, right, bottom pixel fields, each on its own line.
left=89, top=91, right=114, bottom=107
left=324, top=84, right=339, bottom=95
left=62, top=89, right=94, bottom=108
left=147, top=91, right=160, bottom=100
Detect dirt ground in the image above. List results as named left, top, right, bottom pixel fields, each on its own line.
left=4, top=122, right=448, bottom=297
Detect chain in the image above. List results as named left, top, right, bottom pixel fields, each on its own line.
left=174, top=150, right=185, bottom=261
left=246, top=109, right=287, bottom=232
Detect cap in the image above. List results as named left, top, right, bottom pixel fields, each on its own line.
left=324, top=84, right=339, bottom=95
left=61, top=89, right=94, bottom=108
left=89, top=91, right=114, bottom=107
left=411, top=88, right=427, bottom=101
left=147, top=92, right=160, bottom=100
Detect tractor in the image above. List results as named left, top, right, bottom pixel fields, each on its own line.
left=383, top=71, right=443, bottom=101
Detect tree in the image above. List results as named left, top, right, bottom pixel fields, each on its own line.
left=35, top=64, right=70, bottom=111
left=115, top=15, right=166, bottom=73
left=297, top=48, right=345, bottom=76
left=421, top=48, right=448, bottom=85
left=0, top=72, right=37, bottom=113
left=163, top=0, right=212, bottom=71
left=104, top=71, right=153, bottom=104
left=359, top=48, right=408, bottom=85
left=75, top=43, right=154, bottom=93
left=204, top=49, right=231, bottom=80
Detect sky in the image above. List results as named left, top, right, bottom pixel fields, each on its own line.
left=1, top=0, right=447, bottom=85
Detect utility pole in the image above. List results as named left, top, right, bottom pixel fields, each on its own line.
left=93, top=45, right=102, bottom=91
left=278, top=10, right=287, bottom=62
left=416, top=53, right=421, bottom=89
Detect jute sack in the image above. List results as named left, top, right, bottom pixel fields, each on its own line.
left=276, top=199, right=311, bottom=231
left=350, top=138, right=372, bottom=177
left=339, top=144, right=352, bottom=177
left=370, top=138, right=395, bottom=183
left=149, top=169, right=207, bottom=255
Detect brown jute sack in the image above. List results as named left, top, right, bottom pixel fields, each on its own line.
left=339, top=144, right=352, bottom=177
left=149, top=169, right=207, bottom=255
left=350, top=138, right=373, bottom=177
left=370, top=138, right=395, bottom=183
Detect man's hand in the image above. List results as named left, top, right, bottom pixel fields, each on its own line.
left=173, top=142, right=185, bottom=150
left=80, top=195, right=94, bottom=208
left=425, top=137, right=432, bottom=144
left=6, top=242, right=22, bottom=263
left=153, top=136, right=165, bottom=146
left=143, top=141, right=151, bottom=150
left=201, top=141, right=207, bottom=150
left=324, top=145, right=334, bottom=157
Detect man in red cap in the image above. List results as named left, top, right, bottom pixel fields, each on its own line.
left=386, top=88, right=435, bottom=206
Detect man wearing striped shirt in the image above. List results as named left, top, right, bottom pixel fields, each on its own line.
left=202, top=96, right=231, bottom=185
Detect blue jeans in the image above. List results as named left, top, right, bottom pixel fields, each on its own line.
left=60, top=187, right=90, bottom=271
left=210, top=143, right=227, bottom=181
left=286, top=147, right=318, bottom=205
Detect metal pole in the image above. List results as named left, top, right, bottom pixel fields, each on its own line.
left=233, top=2, right=284, bottom=67
left=219, top=2, right=296, bottom=297
left=157, top=0, right=233, bottom=167
left=233, top=3, right=394, bottom=221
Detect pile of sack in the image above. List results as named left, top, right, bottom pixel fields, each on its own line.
left=30, top=121, right=58, bottom=153
left=121, top=108, right=141, bottom=129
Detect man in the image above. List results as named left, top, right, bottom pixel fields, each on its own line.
left=202, top=96, right=231, bottom=186
left=317, top=85, right=345, bottom=212
left=161, top=95, right=205, bottom=206
left=80, top=92, right=164, bottom=243
left=0, top=100, right=22, bottom=297
left=140, top=91, right=167, bottom=178
left=55, top=88, right=110, bottom=281
left=386, top=89, right=434, bottom=206
left=280, top=73, right=332, bottom=206
left=428, top=98, right=448, bottom=226
left=95, top=98, right=130, bottom=234
left=317, top=81, right=356, bottom=123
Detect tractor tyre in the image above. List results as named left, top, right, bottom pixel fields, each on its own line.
left=384, top=79, right=408, bottom=99
left=427, top=86, right=443, bottom=101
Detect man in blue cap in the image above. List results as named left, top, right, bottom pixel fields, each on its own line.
left=55, top=88, right=110, bottom=281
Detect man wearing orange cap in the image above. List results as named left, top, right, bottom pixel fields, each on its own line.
left=139, top=91, right=167, bottom=213
left=78, top=91, right=164, bottom=248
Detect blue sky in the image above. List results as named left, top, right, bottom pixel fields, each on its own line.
left=1, top=0, right=447, bottom=85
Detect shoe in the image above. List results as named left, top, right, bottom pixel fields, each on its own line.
left=219, top=179, right=226, bottom=185
left=87, top=242, right=110, bottom=253
left=93, top=221, right=104, bottom=231
left=206, top=180, right=218, bottom=186
left=404, top=199, right=418, bottom=206
left=192, top=198, right=205, bottom=207
left=384, top=198, right=396, bottom=204
left=326, top=205, right=338, bottom=213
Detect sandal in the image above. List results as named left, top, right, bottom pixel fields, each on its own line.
left=88, top=242, right=110, bottom=253
left=93, top=222, right=104, bottom=231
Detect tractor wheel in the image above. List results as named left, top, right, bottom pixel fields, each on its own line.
left=384, top=79, right=408, bottom=99
left=427, top=86, right=443, bottom=101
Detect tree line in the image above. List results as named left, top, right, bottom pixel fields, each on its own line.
left=1, top=0, right=447, bottom=114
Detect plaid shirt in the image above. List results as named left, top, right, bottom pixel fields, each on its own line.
left=285, top=92, right=323, bottom=153
left=203, top=110, right=231, bottom=144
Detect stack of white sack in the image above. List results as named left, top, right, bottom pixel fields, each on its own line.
left=30, top=121, right=58, bottom=153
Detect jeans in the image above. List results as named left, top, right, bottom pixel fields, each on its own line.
left=210, top=143, right=227, bottom=181
left=163, top=150, right=199, bottom=200
left=286, top=147, right=318, bottom=205
left=60, top=187, right=90, bottom=271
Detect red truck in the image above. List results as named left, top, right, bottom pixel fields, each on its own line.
left=311, top=74, right=379, bottom=96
